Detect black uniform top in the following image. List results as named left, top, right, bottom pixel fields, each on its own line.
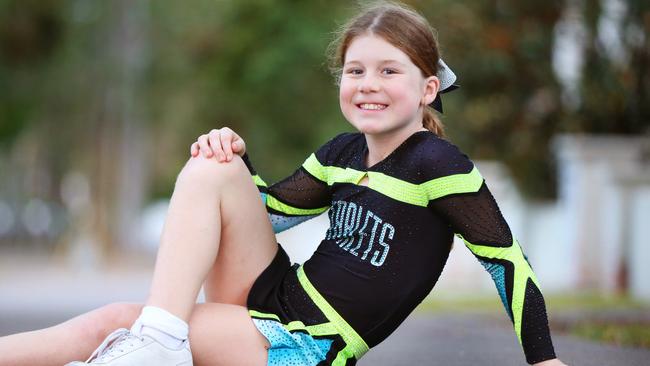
left=242, top=130, right=556, bottom=364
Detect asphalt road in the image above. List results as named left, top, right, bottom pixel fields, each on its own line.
left=1, top=256, right=648, bottom=365
left=358, top=312, right=650, bottom=366
left=2, top=309, right=649, bottom=366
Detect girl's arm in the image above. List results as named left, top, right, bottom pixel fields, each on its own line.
left=425, top=139, right=561, bottom=365
left=191, top=128, right=334, bottom=233
left=240, top=152, right=331, bottom=233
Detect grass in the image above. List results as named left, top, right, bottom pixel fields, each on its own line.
left=569, top=322, right=650, bottom=348
left=416, top=293, right=650, bottom=349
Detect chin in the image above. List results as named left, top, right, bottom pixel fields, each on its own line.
left=354, top=126, right=383, bottom=136
left=348, top=121, right=384, bottom=135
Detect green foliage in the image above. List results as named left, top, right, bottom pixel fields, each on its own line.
left=420, top=0, right=564, bottom=197
left=0, top=0, right=65, bottom=146
left=572, top=0, right=650, bottom=135
left=1, top=0, right=648, bottom=201
left=571, top=322, right=650, bottom=348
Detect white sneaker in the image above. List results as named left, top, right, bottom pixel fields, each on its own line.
left=65, top=328, right=192, bottom=366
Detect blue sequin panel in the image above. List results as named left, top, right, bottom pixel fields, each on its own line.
left=253, top=319, right=334, bottom=366
left=477, top=259, right=513, bottom=321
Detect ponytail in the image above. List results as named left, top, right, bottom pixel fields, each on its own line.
left=423, top=107, right=445, bottom=138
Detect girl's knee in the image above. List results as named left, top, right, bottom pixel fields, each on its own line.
left=79, top=303, right=142, bottom=342
left=177, top=154, right=249, bottom=188
left=101, top=302, right=143, bottom=327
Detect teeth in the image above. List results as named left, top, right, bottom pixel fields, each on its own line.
left=359, top=103, right=387, bottom=110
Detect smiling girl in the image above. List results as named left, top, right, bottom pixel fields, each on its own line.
left=0, top=2, right=568, bottom=365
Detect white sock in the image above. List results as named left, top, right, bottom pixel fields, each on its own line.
left=130, top=306, right=189, bottom=350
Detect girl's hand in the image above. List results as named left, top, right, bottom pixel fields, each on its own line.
left=190, top=127, right=246, bottom=162
left=533, top=359, right=569, bottom=366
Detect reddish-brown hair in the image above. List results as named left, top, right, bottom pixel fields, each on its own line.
left=328, top=1, right=445, bottom=137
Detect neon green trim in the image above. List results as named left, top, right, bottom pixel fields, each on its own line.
left=461, top=236, right=540, bottom=344
left=421, top=166, right=484, bottom=200
left=303, top=155, right=484, bottom=206
left=286, top=321, right=339, bottom=336
left=297, top=266, right=369, bottom=360
left=303, top=154, right=329, bottom=182
left=332, top=345, right=357, bottom=366
left=266, top=195, right=329, bottom=215
left=304, top=322, right=338, bottom=336
left=255, top=158, right=329, bottom=215
left=366, top=171, right=426, bottom=206
left=328, top=167, right=367, bottom=185
left=252, top=174, right=267, bottom=187
left=302, top=154, right=368, bottom=186
left=248, top=310, right=280, bottom=322
left=285, top=320, right=306, bottom=332
left=249, top=311, right=339, bottom=337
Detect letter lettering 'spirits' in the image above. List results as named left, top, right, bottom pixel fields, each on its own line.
left=326, top=200, right=395, bottom=267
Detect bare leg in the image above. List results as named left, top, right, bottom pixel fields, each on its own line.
left=189, top=303, right=268, bottom=366
left=147, top=154, right=278, bottom=319
left=0, top=303, right=142, bottom=366
left=0, top=154, right=277, bottom=365
left=0, top=302, right=267, bottom=366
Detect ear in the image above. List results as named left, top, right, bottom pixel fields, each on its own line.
left=421, top=76, right=440, bottom=106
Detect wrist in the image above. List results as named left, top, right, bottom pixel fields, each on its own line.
left=533, top=358, right=567, bottom=366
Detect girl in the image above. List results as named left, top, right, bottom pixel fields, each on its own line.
left=0, top=2, right=568, bottom=365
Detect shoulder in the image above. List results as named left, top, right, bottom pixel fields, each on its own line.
left=314, top=131, right=363, bottom=165
left=414, top=132, right=475, bottom=181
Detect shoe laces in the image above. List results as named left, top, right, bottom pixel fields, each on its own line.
left=86, top=328, right=146, bottom=363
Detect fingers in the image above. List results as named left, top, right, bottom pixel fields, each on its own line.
left=208, top=129, right=225, bottom=161
left=231, top=139, right=246, bottom=156
left=219, top=128, right=234, bottom=161
left=191, top=127, right=242, bottom=162
left=198, top=133, right=214, bottom=158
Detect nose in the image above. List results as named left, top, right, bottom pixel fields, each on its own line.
left=358, top=73, right=381, bottom=93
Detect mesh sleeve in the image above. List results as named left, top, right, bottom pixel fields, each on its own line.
left=426, top=148, right=556, bottom=364
left=241, top=151, right=331, bottom=234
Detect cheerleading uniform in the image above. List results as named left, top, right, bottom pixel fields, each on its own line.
left=242, top=130, right=556, bottom=365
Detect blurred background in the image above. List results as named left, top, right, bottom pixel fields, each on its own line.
left=1, top=0, right=649, bottom=351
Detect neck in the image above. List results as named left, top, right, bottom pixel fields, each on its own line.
left=365, top=125, right=427, bottom=167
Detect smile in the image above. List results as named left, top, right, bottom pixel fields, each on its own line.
left=357, top=103, right=388, bottom=111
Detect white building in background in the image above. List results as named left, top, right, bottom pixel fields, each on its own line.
left=552, top=134, right=650, bottom=301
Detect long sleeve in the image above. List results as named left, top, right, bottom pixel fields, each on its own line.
left=426, top=141, right=556, bottom=364
left=240, top=137, right=337, bottom=234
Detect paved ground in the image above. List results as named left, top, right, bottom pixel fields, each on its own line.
left=2, top=255, right=649, bottom=365
left=359, top=312, right=650, bottom=366
left=3, top=309, right=649, bottom=366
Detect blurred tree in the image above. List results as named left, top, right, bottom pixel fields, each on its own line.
left=1, top=0, right=648, bottom=253
left=571, top=0, right=649, bottom=134
left=0, top=0, right=63, bottom=146
left=0, top=0, right=151, bottom=255
left=417, top=0, right=564, bottom=198
left=146, top=0, right=351, bottom=196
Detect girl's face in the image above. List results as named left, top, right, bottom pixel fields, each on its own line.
left=339, top=34, right=439, bottom=137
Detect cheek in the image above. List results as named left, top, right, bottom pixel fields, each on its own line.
left=386, top=83, right=419, bottom=108
left=339, top=81, right=356, bottom=113
left=339, top=79, right=354, bottom=102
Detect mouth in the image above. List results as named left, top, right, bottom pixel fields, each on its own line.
left=356, top=103, right=388, bottom=111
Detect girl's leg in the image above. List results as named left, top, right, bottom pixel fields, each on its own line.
left=0, top=303, right=142, bottom=366
left=147, top=153, right=278, bottom=319
left=0, top=302, right=267, bottom=366
left=189, top=303, right=268, bottom=366
left=0, top=154, right=276, bottom=365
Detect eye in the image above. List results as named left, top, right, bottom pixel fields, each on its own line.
left=345, top=68, right=363, bottom=75
left=382, top=68, right=398, bottom=75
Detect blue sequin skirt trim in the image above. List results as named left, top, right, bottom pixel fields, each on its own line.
left=247, top=245, right=360, bottom=366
